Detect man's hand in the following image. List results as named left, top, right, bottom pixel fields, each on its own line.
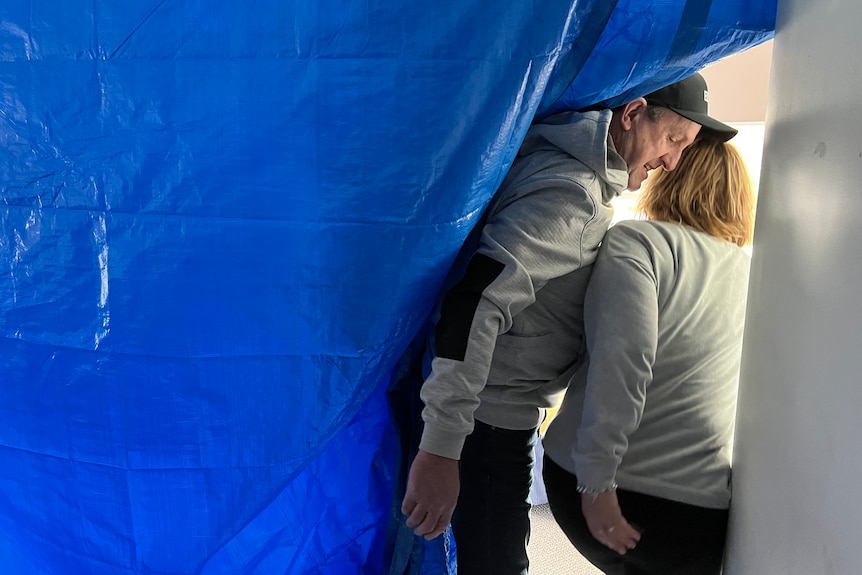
left=580, top=490, right=641, bottom=555
left=401, top=450, right=460, bottom=540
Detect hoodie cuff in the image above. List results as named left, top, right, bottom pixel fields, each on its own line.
left=576, top=481, right=618, bottom=502
left=419, top=424, right=468, bottom=461
left=574, top=457, right=620, bottom=496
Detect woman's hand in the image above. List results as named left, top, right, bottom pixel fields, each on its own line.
left=580, top=490, right=641, bottom=555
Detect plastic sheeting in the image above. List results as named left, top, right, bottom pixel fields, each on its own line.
left=0, top=1, right=774, bottom=574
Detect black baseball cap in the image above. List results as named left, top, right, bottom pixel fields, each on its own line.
left=644, top=72, right=737, bottom=141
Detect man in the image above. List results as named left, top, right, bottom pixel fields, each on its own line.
left=401, top=72, right=737, bottom=575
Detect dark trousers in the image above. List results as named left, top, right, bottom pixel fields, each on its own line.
left=543, top=455, right=729, bottom=575
left=452, top=420, right=538, bottom=575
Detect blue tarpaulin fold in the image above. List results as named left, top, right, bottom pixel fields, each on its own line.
left=0, top=1, right=775, bottom=573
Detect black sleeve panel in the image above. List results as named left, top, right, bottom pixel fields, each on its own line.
left=434, top=253, right=505, bottom=361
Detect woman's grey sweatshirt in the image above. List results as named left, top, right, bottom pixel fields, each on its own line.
left=542, top=220, right=751, bottom=509
left=419, top=110, right=628, bottom=461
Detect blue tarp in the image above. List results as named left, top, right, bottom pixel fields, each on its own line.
left=0, top=1, right=775, bottom=573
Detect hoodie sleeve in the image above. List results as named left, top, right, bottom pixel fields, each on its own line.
left=419, top=174, right=603, bottom=460
left=573, top=222, right=659, bottom=491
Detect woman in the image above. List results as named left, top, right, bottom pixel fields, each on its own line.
left=541, top=136, right=756, bottom=575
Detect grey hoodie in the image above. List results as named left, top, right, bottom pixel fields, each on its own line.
left=419, top=110, right=629, bottom=460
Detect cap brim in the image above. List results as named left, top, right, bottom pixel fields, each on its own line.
left=667, top=107, right=738, bottom=142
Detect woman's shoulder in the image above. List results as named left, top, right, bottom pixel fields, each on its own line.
left=605, top=220, right=707, bottom=258
left=600, top=220, right=671, bottom=262
left=610, top=219, right=734, bottom=244
left=606, top=219, right=671, bottom=245
left=607, top=219, right=748, bottom=262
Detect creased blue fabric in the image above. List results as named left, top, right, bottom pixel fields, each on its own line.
left=0, top=1, right=775, bottom=573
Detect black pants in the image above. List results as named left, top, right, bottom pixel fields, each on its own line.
left=452, top=420, right=538, bottom=575
left=543, top=455, right=729, bottom=575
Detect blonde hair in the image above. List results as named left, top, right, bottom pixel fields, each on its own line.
left=636, top=137, right=755, bottom=247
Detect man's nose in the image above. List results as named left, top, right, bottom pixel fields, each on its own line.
left=662, top=151, right=682, bottom=171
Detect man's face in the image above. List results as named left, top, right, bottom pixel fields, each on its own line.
left=613, top=104, right=701, bottom=191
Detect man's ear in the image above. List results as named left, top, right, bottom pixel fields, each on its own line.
left=619, top=98, right=648, bottom=130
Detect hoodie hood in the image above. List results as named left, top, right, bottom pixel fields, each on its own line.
left=518, top=110, right=628, bottom=204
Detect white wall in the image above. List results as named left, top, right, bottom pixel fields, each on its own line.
left=725, top=0, right=862, bottom=573
left=701, top=40, right=772, bottom=123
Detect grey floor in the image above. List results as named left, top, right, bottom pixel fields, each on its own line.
left=528, top=503, right=602, bottom=575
